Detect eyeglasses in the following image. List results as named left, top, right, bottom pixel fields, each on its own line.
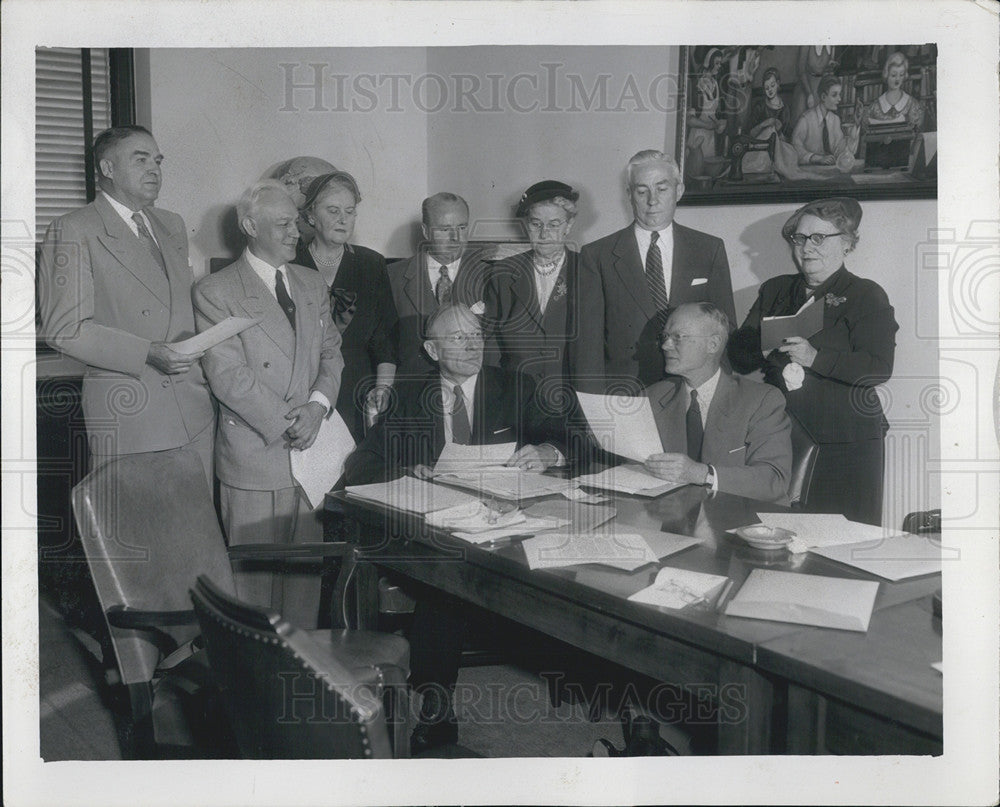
left=787, top=232, right=844, bottom=247
left=661, top=332, right=709, bottom=346
left=439, top=330, right=483, bottom=344
left=526, top=219, right=568, bottom=233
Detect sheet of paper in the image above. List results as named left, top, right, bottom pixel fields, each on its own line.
left=575, top=391, right=661, bottom=462
left=290, top=411, right=355, bottom=509
left=454, top=516, right=571, bottom=544
left=432, top=442, right=517, bottom=474
left=724, top=569, right=880, bottom=632
left=755, top=512, right=907, bottom=554
left=434, top=467, right=578, bottom=501
left=576, top=464, right=684, bottom=497
left=524, top=500, right=617, bottom=535
left=629, top=567, right=730, bottom=610
left=639, top=531, right=703, bottom=561
left=760, top=297, right=824, bottom=353
left=174, top=316, right=259, bottom=355
left=522, top=532, right=658, bottom=572
left=424, top=500, right=526, bottom=534
left=809, top=533, right=942, bottom=582
left=931, top=661, right=943, bottom=674
left=345, top=476, right=481, bottom=514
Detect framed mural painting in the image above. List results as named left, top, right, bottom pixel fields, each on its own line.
left=675, top=44, right=938, bottom=205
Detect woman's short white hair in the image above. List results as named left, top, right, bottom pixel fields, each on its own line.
left=237, top=179, right=292, bottom=234
left=527, top=196, right=578, bottom=220
left=625, top=150, right=682, bottom=189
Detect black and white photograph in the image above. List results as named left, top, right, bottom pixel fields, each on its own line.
left=2, top=1, right=998, bottom=806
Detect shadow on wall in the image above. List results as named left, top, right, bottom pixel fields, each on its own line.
left=193, top=204, right=243, bottom=274
left=733, top=209, right=796, bottom=320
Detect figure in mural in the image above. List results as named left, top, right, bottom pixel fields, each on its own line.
left=790, top=45, right=836, bottom=126
left=684, top=48, right=728, bottom=177
left=860, top=51, right=925, bottom=131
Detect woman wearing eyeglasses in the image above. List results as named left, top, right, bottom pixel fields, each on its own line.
left=728, top=197, right=898, bottom=525
left=483, top=180, right=580, bottom=394
left=296, top=171, right=398, bottom=441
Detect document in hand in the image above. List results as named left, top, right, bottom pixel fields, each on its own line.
left=432, top=442, right=517, bottom=474
left=290, top=411, right=355, bottom=509
left=345, top=476, right=481, bottom=514
left=576, top=464, right=684, bottom=497
left=629, top=567, right=730, bottom=610
left=809, top=533, right=942, bottom=582
left=173, top=316, right=260, bottom=355
left=522, top=532, right=659, bottom=572
left=575, top=391, right=662, bottom=463
left=760, top=296, right=824, bottom=353
left=724, top=569, right=880, bottom=632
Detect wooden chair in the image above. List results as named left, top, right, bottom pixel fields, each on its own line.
left=787, top=413, right=819, bottom=508
left=71, top=448, right=409, bottom=758
left=191, top=574, right=404, bottom=759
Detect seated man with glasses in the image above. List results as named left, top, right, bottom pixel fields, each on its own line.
left=641, top=302, right=792, bottom=503
left=343, top=303, right=570, bottom=754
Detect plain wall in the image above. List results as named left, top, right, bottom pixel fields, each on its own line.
left=146, top=47, right=430, bottom=274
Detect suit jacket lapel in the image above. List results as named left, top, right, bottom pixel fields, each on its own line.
left=649, top=379, right=686, bottom=454
left=611, top=226, right=657, bottom=320
left=669, top=224, right=694, bottom=301
left=235, top=261, right=295, bottom=360
left=94, top=195, right=170, bottom=306
left=701, top=372, right=737, bottom=461
left=403, top=254, right=436, bottom=319
left=287, top=268, right=319, bottom=397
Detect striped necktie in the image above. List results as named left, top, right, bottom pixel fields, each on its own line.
left=132, top=212, right=166, bottom=275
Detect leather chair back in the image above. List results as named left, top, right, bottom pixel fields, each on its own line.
left=787, top=412, right=819, bottom=508
left=191, top=574, right=392, bottom=759
left=72, top=449, right=236, bottom=685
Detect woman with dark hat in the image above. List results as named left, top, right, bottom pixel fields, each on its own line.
left=728, top=197, right=898, bottom=525
left=483, top=180, right=580, bottom=396
left=295, top=171, right=398, bottom=441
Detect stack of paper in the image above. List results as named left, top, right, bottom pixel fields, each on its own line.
left=345, top=476, right=481, bottom=514
left=522, top=532, right=658, bottom=572
left=425, top=501, right=525, bottom=533
left=809, top=533, right=942, bottom=581
left=576, top=464, right=684, bottom=497
left=754, top=513, right=907, bottom=555
left=575, top=391, right=661, bottom=462
left=453, top=516, right=571, bottom=545
left=723, top=569, right=880, bottom=632
left=524, top=500, right=617, bottom=535
left=433, top=467, right=578, bottom=501
left=432, top=442, right=516, bottom=474
left=629, top=567, right=730, bottom=610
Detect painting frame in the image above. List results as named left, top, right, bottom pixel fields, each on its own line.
left=675, top=44, right=938, bottom=206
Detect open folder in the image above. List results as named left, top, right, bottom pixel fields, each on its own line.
left=724, top=569, right=880, bottom=632
left=760, top=296, right=824, bottom=353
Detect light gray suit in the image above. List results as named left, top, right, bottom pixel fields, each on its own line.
left=647, top=372, right=792, bottom=503
left=192, top=255, right=344, bottom=627
left=37, top=194, right=214, bottom=471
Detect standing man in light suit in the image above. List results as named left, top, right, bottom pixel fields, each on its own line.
left=38, top=125, right=215, bottom=481
left=193, top=180, right=343, bottom=629
left=571, top=150, right=736, bottom=393
left=388, top=192, right=493, bottom=377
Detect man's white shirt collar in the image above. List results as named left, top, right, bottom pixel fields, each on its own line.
left=244, top=247, right=289, bottom=298
left=102, top=191, right=157, bottom=245
left=685, top=368, right=722, bottom=428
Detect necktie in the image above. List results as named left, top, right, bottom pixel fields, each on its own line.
left=275, top=269, right=297, bottom=331
left=451, top=384, right=472, bottom=445
left=436, top=264, right=453, bottom=306
left=132, top=212, right=166, bottom=275
left=686, top=389, right=704, bottom=462
left=821, top=115, right=831, bottom=155
left=645, top=231, right=669, bottom=315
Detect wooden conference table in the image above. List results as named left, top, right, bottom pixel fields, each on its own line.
left=326, top=482, right=942, bottom=755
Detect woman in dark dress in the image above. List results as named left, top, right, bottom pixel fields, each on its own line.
left=484, top=180, right=579, bottom=399
left=728, top=197, right=898, bottom=525
left=296, top=171, right=398, bottom=441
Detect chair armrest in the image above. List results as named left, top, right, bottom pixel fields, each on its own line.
left=226, top=541, right=354, bottom=561
left=106, top=604, right=198, bottom=629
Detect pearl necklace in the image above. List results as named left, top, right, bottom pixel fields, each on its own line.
left=532, top=251, right=564, bottom=277
left=309, top=243, right=344, bottom=268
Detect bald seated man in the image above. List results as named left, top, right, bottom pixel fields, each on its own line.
left=343, top=303, right=572, bottom=755
left=639, top=302, right=792, bottom=502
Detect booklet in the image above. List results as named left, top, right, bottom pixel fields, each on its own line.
left=723, top=569, right=880, bottom=632
left=760, top=296, right=824, bottom=353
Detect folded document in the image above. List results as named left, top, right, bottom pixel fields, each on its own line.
left=629, top=567, right=729, bottom=610
left=576, top=464, right=683, bottom=497
left=522, top=532, right=658, bottom=572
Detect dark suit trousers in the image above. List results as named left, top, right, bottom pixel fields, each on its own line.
left=408, top=594, right=467, bottom=710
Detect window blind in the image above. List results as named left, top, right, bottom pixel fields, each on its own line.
left=35, top=48, right=112, bottom=242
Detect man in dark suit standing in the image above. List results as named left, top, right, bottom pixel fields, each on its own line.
left=193, top=180, right=343, bottom=629
left=387, top=192, right=493, bottom=378
left=571, top=149, right=736, bottom=393
left=344, top=303, right=566, bottom=754
left=37, top=125, right=215, bottom=482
